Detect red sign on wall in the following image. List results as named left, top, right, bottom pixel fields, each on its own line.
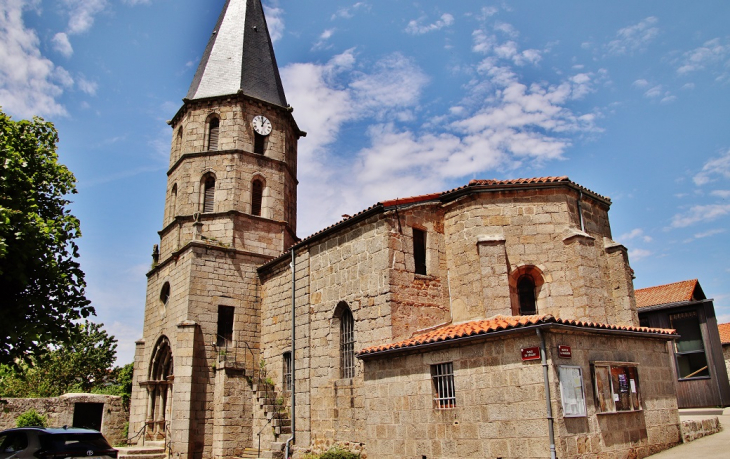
left=558, top=345, right=572, bottom=358
left=521, top=347, right=541, bottom=361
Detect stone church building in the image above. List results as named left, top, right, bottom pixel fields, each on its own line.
left=129, top=1, right=684, bottom=458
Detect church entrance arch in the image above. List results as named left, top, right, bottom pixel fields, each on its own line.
left=146, top=336, right=173, bottom=440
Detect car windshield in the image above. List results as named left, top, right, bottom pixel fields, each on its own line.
left=39, top=433, right=112, bottom=451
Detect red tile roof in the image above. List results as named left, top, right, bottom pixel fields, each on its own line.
left=358, top=314, right=676, bottom=357
left=718, top=323, right=730, bottom=345
left=635, top=279, right=699, bottom=308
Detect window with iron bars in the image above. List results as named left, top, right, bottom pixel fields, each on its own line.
left=283, top=351, right=292, bottom=391
left=431, top=362, right=456, bottom=409
left=340, top=308, right=355, bottom=379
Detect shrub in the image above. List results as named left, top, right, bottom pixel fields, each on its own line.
left=15, top=409, right=48, bottom=427
left=319, top=446, right=360, bottom=459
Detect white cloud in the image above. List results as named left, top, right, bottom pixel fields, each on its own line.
left=477, top=7, right=499, bottom=21
left=632, top=79, right=649, bottom=88
left=693, top=228, right=726, bottom=239
left=51, top=32, right=73, bottom=57
left=61, top=0, right=107, bottom=35
left=405, top=13, right=454, bottom=35
left=711, top=190, right=730, bottom=199
left=0, top=0, right=68, bottom=117
left=122, top=0, right=151, bottom=5
left=607, top=17, right=659, bottom=56
left=78, top=76, right=98, bottom=95
left=670, top=204, right=730, bottom=228
left=629, top=248, right=652, bottom=261
left=263, top=5, right=285, bottom=42
left=693, top=149, right=730, bottom=185
left=644, top=85, right=662, bottom=98
left=312, top=28, right=335, bottom=50
left=619, top=228, right=652, bottom=243
left=331, top=2, right=368, bottom=20
left=677, top=38, right=729, bottom=75
left=283, top=24, right=601, bottom=235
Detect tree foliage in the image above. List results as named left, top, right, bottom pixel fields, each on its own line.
left=15, top=409, right=48, bottom=428
left=0, top=321, right=119, bottom=398
left=0, top=108, right=93, bottom=365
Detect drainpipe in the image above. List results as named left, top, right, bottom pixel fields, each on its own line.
left=577, top=190, right=585, bottom=232
left=285, top=249, right=296, bottom=459
left=537, top=328, right=557, bottom=459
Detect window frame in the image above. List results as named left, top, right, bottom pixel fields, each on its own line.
left=283, top=351, right=292, bottom=392
left=202, top=175, right=215, bottom=213
left=558, top=365, right=587, bottom=417
left=208, top=118, right=220, bottom=151
left=413, top=228, right=427, bottom=276
left=669, top=310, right=710, bottom=380
left=340, top=307, right=355, bottom=379
left=591, top=361, right=642, bottom=414
left=431, top=362, right=456, bottom=409
left=517, top=274, right=537, bottom=315
left=216, top=305, right=235, bottom=348
left=251, top=179, right=264, bottom=217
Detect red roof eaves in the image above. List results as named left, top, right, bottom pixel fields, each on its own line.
left=358, top=314, right=676, bottom=357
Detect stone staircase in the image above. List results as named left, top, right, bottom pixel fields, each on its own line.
left=251, top=378, right=290, bottom=459
left=116, top=441, right=166, bottom=459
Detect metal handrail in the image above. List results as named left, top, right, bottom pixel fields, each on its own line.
left=126, top=423, right=147, bottom=446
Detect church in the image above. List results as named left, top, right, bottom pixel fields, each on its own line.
left=128, top=1, right=684, bottom=458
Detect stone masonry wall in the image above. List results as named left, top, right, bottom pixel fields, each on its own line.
left=358, top=330, right=679, bottom=459
left=0, top=394, right=127, bottom=446
left=545, top=332, right=681, bottom=458
left=442, top=188, right=636, bottom=325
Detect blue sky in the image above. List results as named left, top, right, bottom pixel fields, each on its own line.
left=2, top=0, right=730, bottom=364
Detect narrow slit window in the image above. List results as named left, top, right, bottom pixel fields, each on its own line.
left=254, top=132, right=265, bottom=154
left=518, top=275, right=537, bottom=315
left=283, top=351, right=292, bottom=392
left=413, top=228, right=427, bottom=275
left=203, top=176, right=215, bottom=213
left=431, top=362, right=456, bottom=409
left=217, top=305, right=234, bottom=347
left=251, top=179, right=263, bottom=216
left=208, top=118, right=219, bottom=151
left=340, top=308, right=355, bottom=379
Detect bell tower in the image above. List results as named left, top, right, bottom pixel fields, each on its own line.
left=129, top=1, right=303, bottom=457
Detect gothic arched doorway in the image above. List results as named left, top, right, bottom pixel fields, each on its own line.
left=147, top=336, right=173, bottom=440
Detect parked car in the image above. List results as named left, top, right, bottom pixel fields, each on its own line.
left=0, top=427, right=118, bottom=459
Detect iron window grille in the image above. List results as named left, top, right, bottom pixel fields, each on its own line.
left=431, top=362, right=456, bottom=409
left=283, top=352, right=292, bottom=391
left=340, top=309, right=355, bottom=379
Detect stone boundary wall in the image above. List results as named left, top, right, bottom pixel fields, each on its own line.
left=0, top=394, right=127, bottom=445
left=681, top=417, right=722, bottom=443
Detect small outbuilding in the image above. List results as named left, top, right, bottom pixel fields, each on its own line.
left=636, top=279, right=730, bottom=408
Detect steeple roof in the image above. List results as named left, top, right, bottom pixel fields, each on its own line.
left=186, top=0, right=287, bottom=107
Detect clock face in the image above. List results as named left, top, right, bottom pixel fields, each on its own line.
left=252, top=115, right=272, bottom=136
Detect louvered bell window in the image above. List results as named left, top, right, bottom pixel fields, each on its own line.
left=251, top=180, right=263, bottom=216
left=203, top=176, right=215, bottom=213
left=208, top=118, right=220, bottom=151
left=340, top=308, right=355, bottom=379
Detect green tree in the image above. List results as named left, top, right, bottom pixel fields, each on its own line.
left=0, top=321, right=118, bottom=398
left=15, top=409, right=48, bottom=428
left=0, top=108, right=94, bottom=365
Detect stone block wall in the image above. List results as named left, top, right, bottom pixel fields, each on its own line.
left=442, top=187, right=637, bottom=326
left=357, top=330, right=680, bottom=459
left=0, top=394, right=127, bottom=446
left=545, top=332, right=681, bottom=458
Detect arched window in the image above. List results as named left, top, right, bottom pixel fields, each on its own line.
left=160, top=282, right=170, bottom=308
left=175, top=127, right=183, bottom=153
left=149, top=336, right=173, bottom=382
left=340, top=307, right=355, bottom=379
left=208, top=118, right=220, bottom=151
left=203, top=175, right=215, bottom=213
left=517, top=275, right=537, bottom=315
left=251, top=179, right=263, bottom=216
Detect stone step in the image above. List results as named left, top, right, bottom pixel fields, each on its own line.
left=116, top=445, right=166, bottom=459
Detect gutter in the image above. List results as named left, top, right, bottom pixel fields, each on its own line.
left=537, top=328, right=557, bottom=459
left=285, top=248, right=296, bottom=459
